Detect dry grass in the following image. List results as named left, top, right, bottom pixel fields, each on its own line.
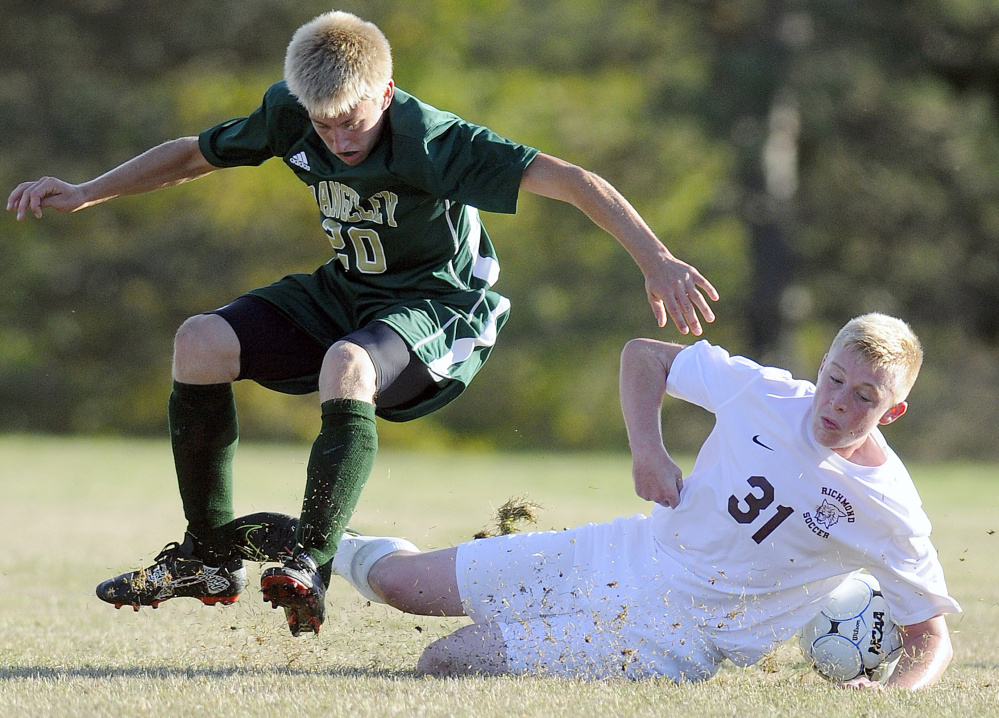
left=0, top=436, right=996, bottom=717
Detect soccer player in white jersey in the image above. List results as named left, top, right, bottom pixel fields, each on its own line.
left=326, top=313, right=960, bottom=688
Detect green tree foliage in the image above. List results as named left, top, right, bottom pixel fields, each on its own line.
left=1, top=0, right=997, bottom=458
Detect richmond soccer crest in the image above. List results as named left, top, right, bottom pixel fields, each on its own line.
left=815, top=500, right=847, bottom=528
left=802, top=487, right=856, bottom=539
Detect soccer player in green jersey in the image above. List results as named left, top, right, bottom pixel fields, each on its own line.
left=7, top=10, right=718, bottom=636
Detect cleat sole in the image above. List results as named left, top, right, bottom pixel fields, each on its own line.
left=198, top=595, right=239, bottom=607
left=260, top=575, right=323, bottom=636
left=103, top=595, right=240, bottom=611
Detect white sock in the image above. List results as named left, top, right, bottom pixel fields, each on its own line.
left=331, top=533, right=420, bottom=603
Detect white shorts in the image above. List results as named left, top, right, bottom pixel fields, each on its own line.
left=455, top=514, right=724, bottom=681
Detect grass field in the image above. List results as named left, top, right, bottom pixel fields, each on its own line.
left=0, top=435, right=996, bottom=717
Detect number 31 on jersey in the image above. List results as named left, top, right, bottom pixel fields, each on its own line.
left=728, top=476, right=795, bottom=544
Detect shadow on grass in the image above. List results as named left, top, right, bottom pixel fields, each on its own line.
left=0, top=665, right=422, bottom=681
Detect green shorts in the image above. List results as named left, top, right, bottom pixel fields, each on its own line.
left=244, top=268, right=511, bottom=422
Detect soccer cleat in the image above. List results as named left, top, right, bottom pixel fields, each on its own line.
left=96, top=535, right=246, bottom=611
left=260, top=551, right=327, bottom=637
left=232, top=512, right=299, bottom=562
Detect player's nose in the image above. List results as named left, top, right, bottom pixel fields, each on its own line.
left=831, top=389, right=848, bottom=412
left=330, top=130, right=353, bottom=153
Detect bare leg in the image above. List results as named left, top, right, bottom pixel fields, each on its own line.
left=367, top=547, right=464, bottom=616
left=366, top=547, right=510, bottom=675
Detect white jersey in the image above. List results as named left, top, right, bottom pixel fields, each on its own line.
left=654, top=340, right=960, bottom=665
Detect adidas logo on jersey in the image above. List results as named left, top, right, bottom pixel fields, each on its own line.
left=289, top=151, right=311, bottom=172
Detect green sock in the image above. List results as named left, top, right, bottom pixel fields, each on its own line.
left=297, top=398, right=378, bottom=583
left=169, top=381, right=238, bottom=560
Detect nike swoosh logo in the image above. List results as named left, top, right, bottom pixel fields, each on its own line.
left=752, top=435, right=774, bottom=451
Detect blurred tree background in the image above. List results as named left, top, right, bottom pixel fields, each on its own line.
left=1, top=0, right=996, bottom=459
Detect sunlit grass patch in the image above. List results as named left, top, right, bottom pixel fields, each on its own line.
left=0, top=437, right=995, bottom=717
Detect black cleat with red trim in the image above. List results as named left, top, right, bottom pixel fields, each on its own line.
left=260, top=551, right=327, bottom=636
left=96, top=534, right=246, bottom=611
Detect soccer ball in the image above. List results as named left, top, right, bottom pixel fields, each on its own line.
left=798, top=573, right=903, bottom=682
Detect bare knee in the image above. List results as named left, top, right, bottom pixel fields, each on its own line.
left=172, top=314, right=240, bottom=384
left=416, top=624, right=509, bottom=676
left=319, top=340, right=377, bottom=402
left=417, top=638, right=465, bottom=676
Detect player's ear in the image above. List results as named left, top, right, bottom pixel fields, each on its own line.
left=879, top=401, right=907, bottom=425
left=380, top=81, right=394, bottom=109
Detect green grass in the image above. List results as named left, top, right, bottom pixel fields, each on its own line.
left=0, top=436, right=996, bottom=717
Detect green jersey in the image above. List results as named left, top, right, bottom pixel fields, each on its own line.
left=198, top=82, right=538, bottom=420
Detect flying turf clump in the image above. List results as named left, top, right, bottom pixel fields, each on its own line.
left=473, top=496, right=543, bottom=539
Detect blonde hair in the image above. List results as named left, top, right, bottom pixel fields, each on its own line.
left=284, top=11, right=393, bottom=118
left=830, top=313, right=923, bottom=402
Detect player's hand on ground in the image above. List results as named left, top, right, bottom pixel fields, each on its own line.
left=632, top=446, right=684, bottom=508
left=7, top=177, right=87, bottom=219
left=644, top=256, right=718, bottom=335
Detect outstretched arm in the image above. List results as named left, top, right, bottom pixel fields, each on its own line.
left=619, top=338, right=687, bottom=507
left=7, top=136, right=215, bottom=220
left=843, top=614, right=953, bottom=690
left=520, top=153, right=719, bottom=335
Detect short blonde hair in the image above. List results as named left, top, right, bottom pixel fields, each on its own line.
left=284, top=11, right=393, bottom=118
left=830, top=313, right=923, bottom=402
